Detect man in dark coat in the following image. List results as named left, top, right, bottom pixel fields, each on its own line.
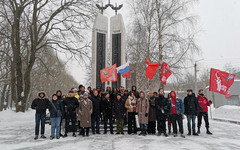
left=31, top=91, right=49, bottom=140
left=155, top=88, right=168, bottom=137
left=147, top=91, right=157, bottom=134
left=63, top=91, right=79, bottom=137
left=184, top=89, right=199, bottom=136
left=112, top=94, right=126, bottom=134
left=102, top=92, right=113, bottom=134
left=90, top=90, right=102, bottom=134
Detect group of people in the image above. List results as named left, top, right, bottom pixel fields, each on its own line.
left=31, top=84, right=213, bottom=140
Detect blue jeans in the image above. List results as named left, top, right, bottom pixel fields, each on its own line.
left=187, top=115, right=196, bottom=133
left=140, top=124, right=148, bottom=130
left=35, top=113, right=46, bottom=136
left=50, top=117, right=61, bottom=137
left=91, top=115, right=100, bottom=133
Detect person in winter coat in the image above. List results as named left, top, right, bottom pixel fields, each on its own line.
left=102, top=92, right=114, bottom=134
left=110, top=88, right=118, bottom=103
left=90, top=90, right=102, bottom=134
left=79, top=92, right=93, bottom=137
left=125, top=91, right=137, bottom=134
left=147, top=92, right=157, bottom=135
left=136, top=91, right=149, bottom=136
left=166, top=93, right=172, bottom=134
left=31, top=91, right=49, bottom=140
left=56, top=90, right=64, bottom=137
left=76, top=94, right=84, bottom=135
left=184, top=89, right=199, bottom=136
left=73, top=88, right=80, bottom=100
left=130, top=85, right=140, bottom=99
left=112, top=94, right=126, bottom=134
left=49, top=94, right=64, bottom=140
left=63, top=91, right=79, bottom=137
left=168, top=91, right=185, bottom=138
left=155, top=89, right=168, bottom=137
left=197, top=89, right=213, bottom=135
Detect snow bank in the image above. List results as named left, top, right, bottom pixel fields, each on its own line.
left=213, top=105, right=240, bottom=122
left=0, top=109, right=34, bottom=123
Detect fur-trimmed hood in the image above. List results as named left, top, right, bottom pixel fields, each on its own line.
left=37, top=91, right=47, bottom=99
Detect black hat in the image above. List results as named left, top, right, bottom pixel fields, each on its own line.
left=187, top=89, right=193, bottom=92
left=69, top=90, right=74, bottom=93
left=117, top=93, right=122, bottom=97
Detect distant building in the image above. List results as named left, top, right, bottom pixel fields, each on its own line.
left=206, top=79, right=240, bottom=108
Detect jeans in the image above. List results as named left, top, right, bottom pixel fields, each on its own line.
left=128, top=112, right=137, bottom=134
left=187, top=115, right=196, bottom=133
left=91, top=115, right=100, bottom=133
left=170, top=114, right=184, bottom=134
left=197, top=112, right=209, bottom=129
left=116, top=118, right=124, bottom=133
left=140, top=124, right=148, bottom=130
left=50, top=117, right=61, bottom=137
left=104, top=116, right=113, bottom=133
left=35, top=113, right=46, bottom=136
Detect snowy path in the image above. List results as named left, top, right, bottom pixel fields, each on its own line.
left=1, top=110, right=240, bottom=150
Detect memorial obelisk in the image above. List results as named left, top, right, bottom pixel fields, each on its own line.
left=91, top=1, right=126, bottom=89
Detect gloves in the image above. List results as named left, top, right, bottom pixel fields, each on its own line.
left=209, top=100, right=213, bottom=104
left=145, top=113, right=148, bottom=117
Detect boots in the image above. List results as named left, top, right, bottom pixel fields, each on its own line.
left=86, top=128, right=89, bottom=136
left=157, top=132, right=161, bottom=136
left=187, top=131, right=191, bottom=136
left=197, top=127, right=200, bottom=134
left=163, top=133, right=168, bottom=137
left=143, top=130, right=147, bottom=136
left=40, top=135, right=46, bottom=138
left=138, top=130, right=143, bottom=136
left=34, top=135, right=38, bottom=140
left=206, top=128, right=212, bottom=135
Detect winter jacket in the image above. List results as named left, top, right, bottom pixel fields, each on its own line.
left=90, top=96, right=102, bottom=117
left=148, top=97, right=156, bottom=121
left=184, top=93, right=199, bottom=115
left=168, top=91, right=184, bottom=115
left=112, top=98, right=126, bottom=119
left=136, top=98, right=149, bottom=124
left=197, top=94, right=210, bottom=112
left=155, top=94, right=169, bottom=117
left=63, top=96, right=79, bottom=116
left=49, top=100, right=64, bottom=118
left=102, top=98, right=113, bottom=117
left=78, top=98, right=92, bottom=127
left=31, top=91, right=49, bottom=114
left=125, top=96, right=137, bottom=112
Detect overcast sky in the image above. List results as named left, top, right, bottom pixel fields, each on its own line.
left=66, top=0, right=240, bottom=85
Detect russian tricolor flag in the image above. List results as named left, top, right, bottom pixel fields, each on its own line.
left=117, top=62, right=130, bottom=78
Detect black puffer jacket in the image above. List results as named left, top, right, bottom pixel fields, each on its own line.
left=63, top=96, right=79, bottom=115
left=155, top=94, right=169, bottom=117
left=112, top=98, right=126, bottom=119
left=90, top=96, right=102, bottom=117
left=184, top=93, right=199, bottom=115
left=31, top=91, right=49, bottom=114
left=102, top=98, right=113, bottom=117
left=49, top=100, right=64, bottom=118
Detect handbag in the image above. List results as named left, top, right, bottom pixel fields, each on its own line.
left=50, top=101, right=62, bottom=117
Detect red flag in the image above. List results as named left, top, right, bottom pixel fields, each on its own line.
left=225, top=89, right=232, bottom=99
left=160, top=62, right=172, bottom=85
left=209, top=68, right=235, bottom=95
left=146, top=57, right=159, bottom=79
left=100, top=64, right=118, bottom=84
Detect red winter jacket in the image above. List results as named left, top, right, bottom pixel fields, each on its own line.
left=197, top=95, right=210, bottom=112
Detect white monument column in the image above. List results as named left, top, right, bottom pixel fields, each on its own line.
left=110, top=14, right=126, bottom=88
left=91, top=13, right=108, bottom=88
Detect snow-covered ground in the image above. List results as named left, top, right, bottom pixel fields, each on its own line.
left=1, top=106, right=240, bottom=150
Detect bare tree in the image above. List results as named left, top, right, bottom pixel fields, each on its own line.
left=127, top=0, right=199, bottom=91
left=0, top=0, right=98, bottom=112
